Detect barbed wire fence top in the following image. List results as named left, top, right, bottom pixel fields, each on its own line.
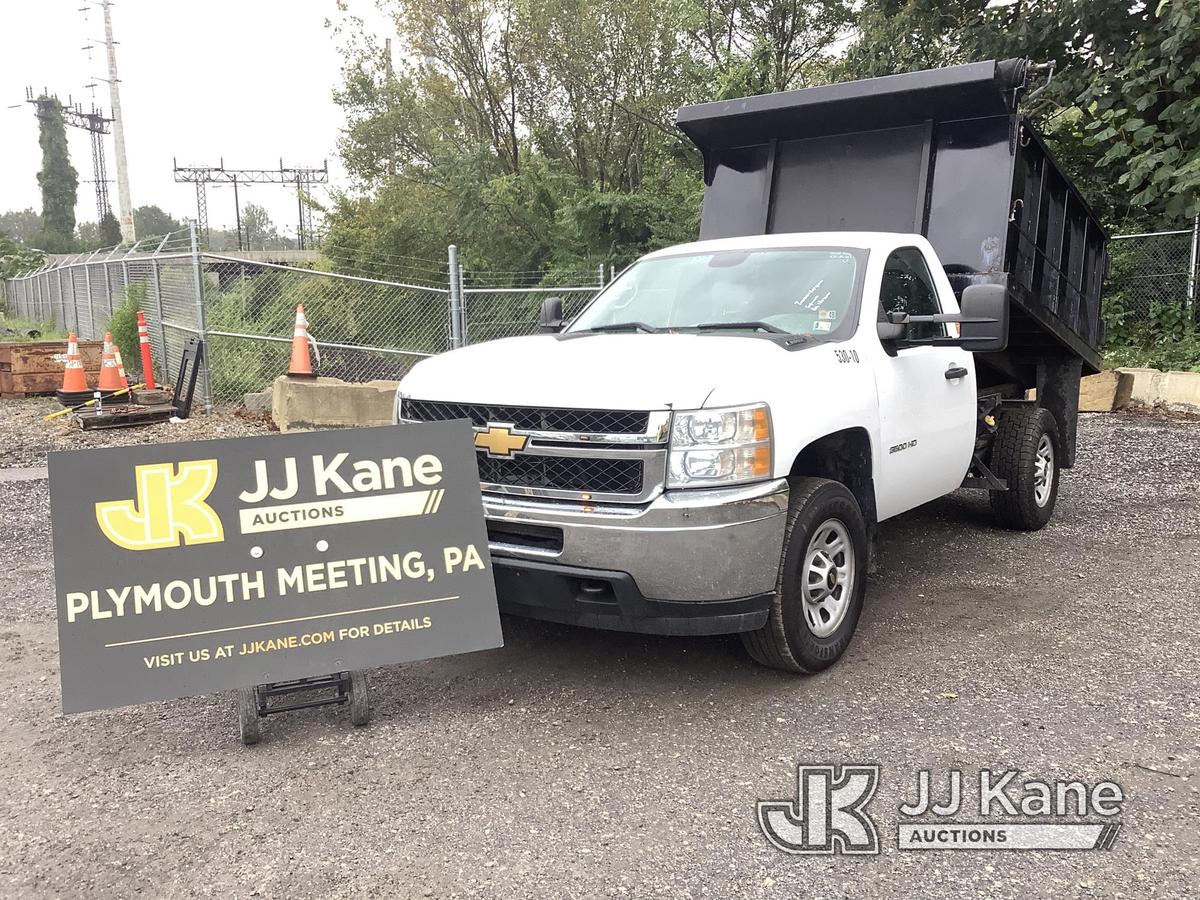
left=2, top=227, right=607, bottom=409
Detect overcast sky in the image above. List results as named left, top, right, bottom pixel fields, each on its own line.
left=0, top=0, right=385, bottom=238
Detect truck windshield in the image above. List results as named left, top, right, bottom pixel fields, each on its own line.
left=568, top=248, right=861, bottom=337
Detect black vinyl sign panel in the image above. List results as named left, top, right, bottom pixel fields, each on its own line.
left=49, top=421, right=502, bottom=713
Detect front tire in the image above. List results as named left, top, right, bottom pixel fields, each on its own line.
left=989, top=407, right=1060, bottom=531
left=741, top=478, right=868, bottom=674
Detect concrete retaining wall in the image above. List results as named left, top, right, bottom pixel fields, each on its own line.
left=1115, top=368, right=1200, bottom=415
left=270, top=375, right=398, bottom=432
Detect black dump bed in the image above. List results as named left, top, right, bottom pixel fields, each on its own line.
left=677, top=59, right=1107, bottom=377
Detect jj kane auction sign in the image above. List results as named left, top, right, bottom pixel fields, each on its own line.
left=49, top=421, right=502, bottom=713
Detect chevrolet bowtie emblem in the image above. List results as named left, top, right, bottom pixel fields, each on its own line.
left=474, top=424, right=529, bottom=459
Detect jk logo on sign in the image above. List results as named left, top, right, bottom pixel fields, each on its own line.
left=757, top=764, right=880, bottom=855
left=95, top=460, right=224, bottom=550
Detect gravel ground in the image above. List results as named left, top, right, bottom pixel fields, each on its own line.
left=0, top=408, right=1196, bottom=898
left=0, top=398, right=273, bottom=468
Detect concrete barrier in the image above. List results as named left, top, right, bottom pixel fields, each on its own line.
left=271, top=375, right=398, bottom=432
left=1115, top=368, right=1200, bottom=414
left=1029, top=368, right=1197, bottom=414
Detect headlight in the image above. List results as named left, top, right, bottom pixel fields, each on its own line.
left=667, top=403, right=772, bottom=488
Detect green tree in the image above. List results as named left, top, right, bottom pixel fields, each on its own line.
left=839, top=0, right=1199, bottom=230
left=1081, top=0, right=1199, bottom=223
left=327, top=0, right=1194, bottom=278
left=0, top=232, right=45, bottom=278
left=133, top=205, right=184, bottom=238
left=685, top=1, right=853, bottom=97
left=34, top=97, right=78, bottom=253
left=0, top=209, right=44, bottom=246
left=76, top=220, right=99, bottom=247
left=99, top=211, right=122, bottom=247
left=241, top=203, right=290, bottom=249
left=330, top=0, right=716, bottom=277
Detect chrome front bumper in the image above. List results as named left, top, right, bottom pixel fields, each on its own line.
left=484, top=478, right=790, bottom=602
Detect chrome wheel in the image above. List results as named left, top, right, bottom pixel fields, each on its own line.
left=801, top=519, right=855, bottom=638
left=1033, top=433, right=1054, bottom=507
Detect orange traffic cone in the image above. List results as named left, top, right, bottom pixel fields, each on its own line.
left=97, top=331, right=124, bottom=394
left=136, top=310, right=156, bottom=390
left=56, top=333, right=91, bottom=404
left=113, top=345, right=130, bottom=389
left=288, top=304, right=317, bottom=378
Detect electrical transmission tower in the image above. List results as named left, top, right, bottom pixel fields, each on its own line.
left=25, top=88, right=114, bottom=224
left=172, top=159, right=329, bottom=250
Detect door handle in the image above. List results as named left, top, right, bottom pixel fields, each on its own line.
left=944, top=365, right=968, bottom=381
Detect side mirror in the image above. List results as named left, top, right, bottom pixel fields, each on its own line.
left=877, top=320, right=906, bottom=341
left=539, top=296, right=564, bottom=333
left=959, top=283, right=1009, bottom=352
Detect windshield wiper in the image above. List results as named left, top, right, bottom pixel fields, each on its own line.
left=693, top=321, right=789, bottom=334
left=577, top=322, right=662, bottom=334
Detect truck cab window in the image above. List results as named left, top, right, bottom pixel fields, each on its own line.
left=568, top=248, right=864, bottom=338
left=880, top=247, right=945, bottom=340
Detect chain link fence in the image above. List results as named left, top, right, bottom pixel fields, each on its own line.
left=2, top=227, right=605, bottom=410
left=1107, top=224, right=1199, bottom=323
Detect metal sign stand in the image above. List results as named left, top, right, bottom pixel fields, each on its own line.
left=237, top=671, right=370, bottom=745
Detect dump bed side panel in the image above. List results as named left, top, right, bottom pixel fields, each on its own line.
left=1005, top=123, right=1107, bottom=361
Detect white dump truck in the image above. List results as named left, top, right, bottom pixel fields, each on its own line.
left=395, top=59, right=1107, bottom=673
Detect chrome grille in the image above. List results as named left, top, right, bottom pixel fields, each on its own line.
left=402, top=399, right=649, bottom=435
left=401, top=399, right=669, bottom=503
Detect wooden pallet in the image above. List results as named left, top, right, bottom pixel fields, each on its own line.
left=0, top=340, right=104, bottom=398
left=75, top=404, right=176, bottom=430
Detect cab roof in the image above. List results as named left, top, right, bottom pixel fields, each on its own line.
left=640, top=232, right=921, bottom=259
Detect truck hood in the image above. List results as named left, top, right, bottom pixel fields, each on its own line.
left=399, top=333, right=794, bottom=411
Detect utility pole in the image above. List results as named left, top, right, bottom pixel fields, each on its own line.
left=100, top=0, right=134, bottom=242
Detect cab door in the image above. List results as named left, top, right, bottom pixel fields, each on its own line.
left=871, top=246, right=976, bottom=520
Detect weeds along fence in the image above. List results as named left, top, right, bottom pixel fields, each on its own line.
left=1, top=226, right=605, bottom=411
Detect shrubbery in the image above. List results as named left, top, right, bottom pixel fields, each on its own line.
left=1102, top=294, right=1200, bottom=373
left=107, top=283, right=144, bottom=379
